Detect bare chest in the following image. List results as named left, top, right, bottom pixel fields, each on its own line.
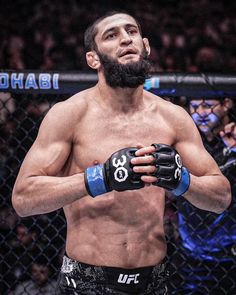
left=66, top=110, right=175, bottom=174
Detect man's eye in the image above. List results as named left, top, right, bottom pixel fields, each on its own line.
left=203, top=103, right=214, bottom=109
left=190, top=103, right=199, bottom=109
left=106, top=33, right=116, bottom=39
left=128, top=29, right=137, bottom=34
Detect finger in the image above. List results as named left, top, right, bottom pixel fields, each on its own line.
left=135, top=145, right=156, bottom=156
left=136, top=143, right=145, bottom=149
left=131, top=155, right=154, bottom=165
left=141, top=175, right=157, bottom=183
left=232, top=124, right=236, bottom=137
left=133, top=165, right=156, bottom=174
left=220, top=130, right=236, bottom=148
left=219, top=131, right=225, bottom=138
left=224, top=122, right=236, bottom=135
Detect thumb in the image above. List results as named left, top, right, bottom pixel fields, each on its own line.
left=136, top=143, right=145, bottom=149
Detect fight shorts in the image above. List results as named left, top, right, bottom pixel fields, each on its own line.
left=56, top=255, right=168, bottom=294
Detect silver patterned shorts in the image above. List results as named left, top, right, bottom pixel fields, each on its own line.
left=56, top=255, right=168, bottom=295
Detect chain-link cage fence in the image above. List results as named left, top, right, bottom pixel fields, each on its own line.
left=0, top=90, right=69, bottom=294
left=0, top=72, right=236, bottom=295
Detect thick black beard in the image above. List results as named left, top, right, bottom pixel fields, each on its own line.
left=97, top=49, right=151, bottom=88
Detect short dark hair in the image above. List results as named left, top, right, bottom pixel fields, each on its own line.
left=84, top=10, right=142, bottom=52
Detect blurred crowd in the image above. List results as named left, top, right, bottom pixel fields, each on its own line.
left=1, top=1, right=236, bottom=294
left=0, top=94, right=65, bottom=294
left=0, top=0, right=236, bottom=72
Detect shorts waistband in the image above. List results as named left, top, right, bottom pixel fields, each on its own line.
left=61, top=255, right=167, bottom=293
left=61, top=254, right=166, bottom=274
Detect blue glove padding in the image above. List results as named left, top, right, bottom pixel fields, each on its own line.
left=84, top=147, right=144, bottom=197
left=85, top=164, right=108, bottom=197
left=171, top=166, right=190, bottom=197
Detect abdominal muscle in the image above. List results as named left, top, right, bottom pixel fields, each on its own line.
left=64, top=186, right=167, bottom=268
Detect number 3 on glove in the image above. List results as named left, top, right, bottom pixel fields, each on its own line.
left=151, top=143, right=190, bottom=197
left=84, top=147, right=144, bottom=197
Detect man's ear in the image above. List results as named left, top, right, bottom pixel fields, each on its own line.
left=223, top=98, right=233, bottom=111
left=143, top=38, right=151, bottom=56
left=86, top=51, right=100, bottom=69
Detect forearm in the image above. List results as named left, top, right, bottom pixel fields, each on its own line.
left=12, top=173, right=87, bottom=217
left=183, top=174, right=232, bottom=213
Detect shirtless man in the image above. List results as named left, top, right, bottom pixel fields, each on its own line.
left=12, top=11, right=231, bottom=295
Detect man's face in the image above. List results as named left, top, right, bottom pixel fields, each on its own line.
left=189, top=99, right=225, bottom=135
left=17, top=225, right=35, bottom=246
left=31, top=263, right=49, bottom=286
left=93, top=14, right=151, bottom=87
left=94, top=13, right=148, bottom=64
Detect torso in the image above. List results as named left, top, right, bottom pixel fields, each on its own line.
left=61, top=87, right=177, bottom=268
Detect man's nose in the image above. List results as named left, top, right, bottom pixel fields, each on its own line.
left=120, top=30, right=132, bottom=45
left=196, top=105, right=209, bottom=117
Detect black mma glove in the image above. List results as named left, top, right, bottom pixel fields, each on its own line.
left=84, top=147, right=144, bottom=197
left=151, top=143, right=190, bottom=197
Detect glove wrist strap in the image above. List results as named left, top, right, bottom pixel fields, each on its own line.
left=85, top=164, right=108, bottom=197
left=172, top=167, right=190, bottom=197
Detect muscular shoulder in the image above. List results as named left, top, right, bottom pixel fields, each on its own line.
left=145, top=91, right=197, bottom=140
left=145, top=91, right=189, bottom=119
left=162, top=98, right=197, bottom=140
left=38, top=89, right=91, bottom=139
left=50, top=90, right=89, bottom=120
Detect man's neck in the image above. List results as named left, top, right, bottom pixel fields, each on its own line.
left=96, top=78, right=145, bottom=114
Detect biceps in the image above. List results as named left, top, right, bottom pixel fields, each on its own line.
left=18, top=139, right=71, bottom=177
left=180, top=142, right=221, bottom=176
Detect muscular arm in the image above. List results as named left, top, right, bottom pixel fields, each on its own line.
left=135, top=106, right=231, bottom=214
left=175, top=129, right=231, bottom=213
left=12, top=102, right=87, bottom=217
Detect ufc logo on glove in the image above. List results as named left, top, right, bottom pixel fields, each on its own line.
left=112, top=155, right=128, bottom=182
left=84, top=144, right=190, bottom=198
left=84, top=147, right=145, bottom=197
